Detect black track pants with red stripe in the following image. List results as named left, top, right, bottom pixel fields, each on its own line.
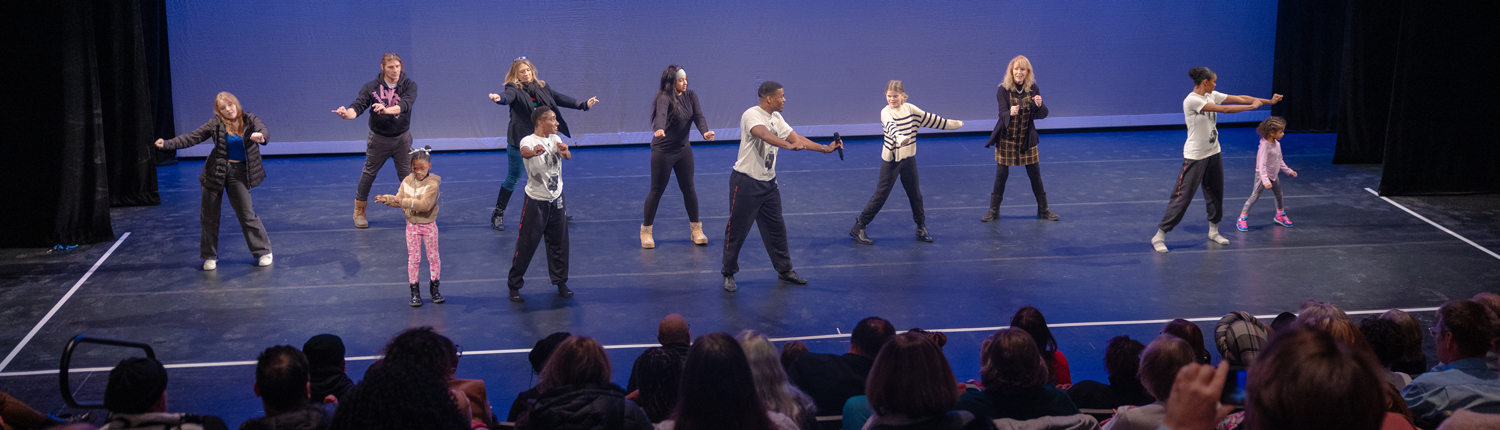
left=721, top=170, right=793, bottom=277
left=509, top=194, right=569, bottom=289
left=1158, top=153, right=1224, bottom=232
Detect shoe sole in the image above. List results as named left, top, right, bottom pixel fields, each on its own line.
left=1274, top=220, right=1292, bottom=227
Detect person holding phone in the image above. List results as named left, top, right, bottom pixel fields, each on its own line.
left=1103, top=335, right=1198, bottom=430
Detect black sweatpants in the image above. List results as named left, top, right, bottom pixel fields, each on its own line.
left=856, top=157, right=924, bottom=227
left=993, top=163, right=1047, bottom=203
left=1158, top=153, right=1224, bottom=232
left=355, top=131, right=412, bottom=201
left=721, top=171, right=792, bottom=277
left=508, top=194, right=569, bottom=289
left=643, top=146, right=700, bottom=225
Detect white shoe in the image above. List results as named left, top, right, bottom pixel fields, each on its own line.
left=257, top=254, right=273, bottom=267
left=203, top=259, right=218, bottom=271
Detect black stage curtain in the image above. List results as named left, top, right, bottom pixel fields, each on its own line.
left=141, top=0, right=178, bottom=166
left=1331, top=0, right=1400, bottom=165
left=1271, top=0, right=1346, bottom=133
left=1376, top=0, right=1500, bottom=195
left=96, top=0, right=162, bottom=207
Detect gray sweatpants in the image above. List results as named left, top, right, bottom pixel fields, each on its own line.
left=202, top=162, right=272, bottom=260
left=355, top=130, right=413, bottom=202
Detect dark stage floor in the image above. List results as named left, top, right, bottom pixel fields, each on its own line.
left=3, top=128, right=1497, bottom=423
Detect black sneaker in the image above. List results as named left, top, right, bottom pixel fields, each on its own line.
left=508, top=287, right=524, bottom=303
left=408, top=283, right=422, bottom=307
left=723, top=275, right=737, bottom=292
left=429, top=279, right=445, bottom=304
left=778, top=271, right=808, bottom=285
left=915, top=226, right=933, bottom=243
left=556, top=283, right=574, bottom=298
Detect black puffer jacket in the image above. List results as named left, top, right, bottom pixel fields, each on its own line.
left=161, top=113, right=269, bottom=191
left=516, top=383, right=652, bottom=430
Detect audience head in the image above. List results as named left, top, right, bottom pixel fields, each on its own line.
left=674, top=332, right=775, bottom=430
left=255, top=345, right=311, bottom=414
left=1104, top=335, right=1147, bottom=382
left=779, top=340, right=809, bottom=370
left=1270, top=312, right=1298, bottom=334
left=327, top=360, right=467, bottom=430
left=1300, top=316, right=1371, bottom=353
left=1139, top=335, right=1197, bottom=402
left=1296, top=300, right=1348, bottom=324
left=867, top=333, right=957, bottom=419
left=632, top=347, right=684, bottom=422
left=1215, top=311, right=1270, bottom=366
left=851, top=316, right=896, bottom=358
left=980, top=328, right=1049, bottom=390
left=659, top=313, right=691, bottom=345
left=303, top=334, right=346, bottom=374
left=538, top=335, right=611, bottom=391
left=1161, top=319, right=1212, bottom=364
left=528, top=332, right=572, bottom=374
left=1358, top=318, right=1407, bottom=369
left=381, top=326, right=458, bottom=381
left=105, top=357, right=169, bottom=414
left=1010, top=306, right=1059, bottom=360
left=908, top=328, right=948, bottom=348
left=1245, top=328, right=1385, bottom=430
left=737, top=331, right=813, bottom=422
left=1474, top=293, right=1500, bottom=323
left=1378, top=309, right=1426, bottom=364
left=1435, top=299, right=1500, bottom=364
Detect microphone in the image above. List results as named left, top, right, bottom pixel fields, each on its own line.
left=833, top=133, right=844, bottom=160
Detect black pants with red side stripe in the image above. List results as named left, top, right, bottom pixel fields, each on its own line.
left=721, top=170, right=793, bottom=277
left=1158, top=153, right=1224, bottom=232
left=509, top=194, right=568, bottom=289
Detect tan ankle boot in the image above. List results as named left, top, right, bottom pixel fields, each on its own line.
left=640, top=224, right=655, bottom=249
left=353, top=200, right=369, bottom=228
left=690, top=222, right=707, bottom=245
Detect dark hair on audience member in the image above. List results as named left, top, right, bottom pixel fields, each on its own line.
left=1139, top=335, right=1197, bottom=402
left=1301, top=316, right=1371, bottom=354
left=672, top=332, right=776, bottom=430
left=1358, top=318, right=1407, bottom=367
left=659, top=64, right=684, bottom=94
left=1257, top=116, right=1286, bottom=139
left=633, top=347, right=684, bottom=423
left=1244, top=328, right=1385, bottom=430
left=1105, top=335, right=1147, bottom=380
left=538, top=336, right=611, bottom=391
left=105, top=357, right=168, bottom=414
left=1189, top=67, right=1215, bottom=85
left=1161, top=319, right=1212, bottom=364
left=981, top=328, right=1049, bottom=389
left=1271, top=312, right=1298, bottom=333
left=868, top=333, right=958, bottom=418
left=529, top=332, right=572, bottom=374
left=851, top=316, right=896, bottom=357
left=1011, top=306, right=1060, bottom=375
left=908, top=328, right=948, bottom=348
left=1474, top=293, right=1500, bottom=319
left=1378, top=309, right=1426, bottom=363
left=531, top=106, right=556, bottom=126
left=328, top=361, right=468, bottom=430
left=256, top=345, right=311, bottom=412
left=381, top=326, right=458, bottom=381
left=411, top=145, right=432, bottom=164
left=780, top=340, right=809, bottom=370
left=757, top=81, right=783, bottom=98
left=1438, top=299, right=1500, bottom=357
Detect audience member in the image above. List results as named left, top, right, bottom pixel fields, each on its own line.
left=1247, top=328, right=1388, bottom=430
left=378, top=327, right=489, bottom=427
left=239, top=346, right=331, bottom=430
left=627, top=314, right=691, bottom=393
left=1402, top=299, right=1500, bottom=424
left=1473, top=292, right=1500, bottom=373
left=1011, top=306, right=1072, bottom=387
left=737, top=331, right=817, bottom=428
left=907, top=329, right=948, bottom=349
left=1161, top=319, right=1212, bottom=365
left=780, top=341, right=809, bottom=371
left=1295, top=300, right=1347, bottom=324
left=99, top=357, right=229, bottom=430
left=1380, top=309, right=1430, bottom=376
left=516, top=336, right=651, bottom=430
left=658, top=332, right=798, bottom=430
left=787, top=316, right=896, bottom=415
left=1067, top=335, right=1153, bottom=412
left=508, top=332, right=570, bottom=422
left=1103, top=335, right=1196, bottom=430
left=1214, top=312, right=1268, bottom=367
left=1360, top=318, right=1414, bottom=390
left=1269, top=312, right=1297, bottom=334
left=302, top=334, right=355, bottom=405
left=1, top=389, right=65, bottom=430
left=863, top=333, right=994, bottom=430
left=627, top=347, right=683, bottom=423
left=326, top=360, right=468, bottom=430
left=1303, top=316, right=1415, bottom=427
left=958, top=328, right=1079, bottom=420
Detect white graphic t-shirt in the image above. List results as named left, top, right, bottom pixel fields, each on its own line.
left=520, top=134, right=564, bottom=201
left=735, top=105, right=790, bottom=181
left=1182, top=90, right=1229, bottom=160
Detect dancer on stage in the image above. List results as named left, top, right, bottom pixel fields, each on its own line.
left=641, top=65, right=715, bottom=249
left=1236, top=116, right=1298, bottom=231
left=332, top=52, right=417, bottom=229
left=155, top=92, right=273, bottom=270
left=487, top=58, right=599, bottom=231
left=373, top=146, right=443, bottom=307
left=721, top=81, right=843, bottom=292
left=849, top=80, right=963, bottom=245
left=1151, top=67, right=1281, bottom=253
left=507, top=109, right=574, bottom=303
left=983, top=55, right=1059, bottom=223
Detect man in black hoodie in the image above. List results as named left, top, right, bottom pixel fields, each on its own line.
left=240, top=346, right=332, bottom=430
left=786, top=316, right=896, bottom=415
left=333, top=52, right=418, bottom=229
left=302, top=334, right=354, bottom=405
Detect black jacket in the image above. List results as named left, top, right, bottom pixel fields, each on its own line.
left=349, top=72, right=418, bottom=137
left=786, top=352, right=873, bottom=416
left=516, top=383, right=652, bottom=430
left=308, top=369, right=356, bottom=405
left=237, top=405, right=331, bottom=430
left=161, top=113, right=270, bottom=191
left=494, top=81, right=590, bottom=148
left=985, top=84, right=1050, bottom=150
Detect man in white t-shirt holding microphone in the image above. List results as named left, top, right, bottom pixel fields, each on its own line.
left=721, top=81, right=844, bottom=292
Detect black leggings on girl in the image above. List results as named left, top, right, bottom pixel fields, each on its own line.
left=643, top=146, right=699, bottom=225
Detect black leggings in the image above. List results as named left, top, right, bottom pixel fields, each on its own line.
left=643, top=146, right=699, bottom=225
left=993, top=163, right=1046, bottom=199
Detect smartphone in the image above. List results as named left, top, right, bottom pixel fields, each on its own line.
left=1220, top=366, right=1248, bottom=406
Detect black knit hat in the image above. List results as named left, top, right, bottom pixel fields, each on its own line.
left=303, top=334, right=346, bottom=371
left=105, top=357, right=168, bottom=413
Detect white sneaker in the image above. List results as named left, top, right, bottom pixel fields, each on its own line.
left=203, top=259, right=218, bottom=271
left=257, top=253, right=273, bottom=267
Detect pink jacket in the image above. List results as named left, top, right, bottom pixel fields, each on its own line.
left=1256, top=139, right=1296, bottom=184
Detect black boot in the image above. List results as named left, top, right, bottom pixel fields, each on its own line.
left=722, top=275, right=737, bottom=292
left=915, top=225, right=933, bottom=243
left=981, top=193, right=1002, bottom=222
left=508, top=287, right=524, bottom=303
left=849, top=220, right=873, bottom=245
left=556, top=283, right=574, bottom=298
left=408, top=283, right=422, bottom=307
left=1036, top=192, right=1060, bottom=221
left=491, top=188, right=514, bottom=231
left=429, top=279, right=444, bottom=303
left=778, top=271, right=808, bottom=285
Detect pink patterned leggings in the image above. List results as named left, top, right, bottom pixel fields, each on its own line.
left=406, top=221, right=440, bottom=284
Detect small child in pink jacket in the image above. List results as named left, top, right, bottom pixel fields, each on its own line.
left=1237, top=117, right=1298, bottom=231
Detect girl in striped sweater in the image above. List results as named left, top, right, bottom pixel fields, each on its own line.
left=850, top=80, right=963, bottom=245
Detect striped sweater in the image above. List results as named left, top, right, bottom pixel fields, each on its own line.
left=881, top=103, right=960, bottom=162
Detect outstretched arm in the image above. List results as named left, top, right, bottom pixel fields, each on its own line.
left=750, top=125, right=800, bottom=150
left=785, top=129, right=842, bottom=154
left=155, top=120, right=216, bottom=150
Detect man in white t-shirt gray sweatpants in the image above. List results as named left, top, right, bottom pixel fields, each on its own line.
left=721, top=81, right=844, bottom=292
left=1152, top=67, right=1281, bottom=253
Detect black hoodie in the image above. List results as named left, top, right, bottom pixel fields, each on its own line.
left=349, top=72, right=418, bottom=137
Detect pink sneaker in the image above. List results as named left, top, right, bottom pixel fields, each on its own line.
left=1236, top=216, right=1249, bottom=231
left=1274, top=211, right=1293, bottom=227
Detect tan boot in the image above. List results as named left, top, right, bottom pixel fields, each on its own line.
left=353, top=200, right=369, bottom=228
left=690, top=222, right=708, bottom=245
left=640, top=224, right=655, bottom=249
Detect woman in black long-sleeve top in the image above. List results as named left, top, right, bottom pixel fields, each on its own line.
left=640, top=65, right=715, bottom=249
left=486, top=57, right=599, bottom=231
left=154, top=91, right=273, bottom=270
left=982, top=55, right=1059, bottom=222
